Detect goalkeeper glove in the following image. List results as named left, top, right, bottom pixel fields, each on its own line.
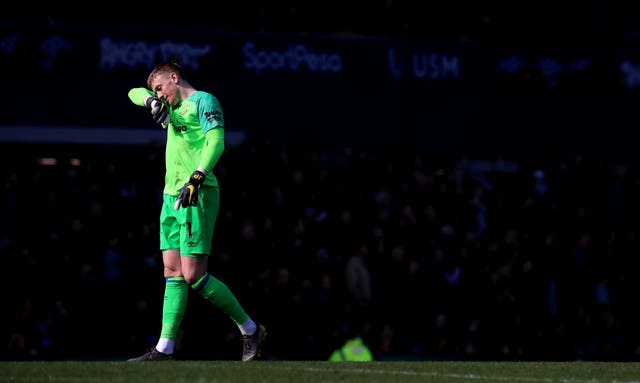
left=175, top=169, right=207, bottom=210
left=144, top=96, right=170, bottom=129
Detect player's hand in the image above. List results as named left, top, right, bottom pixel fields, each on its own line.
left=174, top=169, right=207, bottom=210
left=144, top=96, right=170, bottom=128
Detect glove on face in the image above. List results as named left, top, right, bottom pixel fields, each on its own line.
left=175, top=170, right=206, bottom=210
left=145, top=97, right=170, bottom=128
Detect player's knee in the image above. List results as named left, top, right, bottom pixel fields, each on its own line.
left=182, top=271, right=204, bottom=286
left=163, top=267, right=181, bottom=278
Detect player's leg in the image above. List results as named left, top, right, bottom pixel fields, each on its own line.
left=182, top=187, right=266, bottom=361
left=129, top=250, right=186, bottom=361
left=129, top=195, right=188, bottom=361
left=155, top=250, right=187, bottom=356
left=186, top=259, right=267, bottom=361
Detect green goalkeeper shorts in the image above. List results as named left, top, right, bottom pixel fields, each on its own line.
left=160, top=186, right=219, bottom=257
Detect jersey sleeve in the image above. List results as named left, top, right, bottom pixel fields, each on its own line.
left=198, top=127, right=225, bottom=173
left=195, top=92, right=225, bottom=133
left=128, top=87, right=155, bottom=107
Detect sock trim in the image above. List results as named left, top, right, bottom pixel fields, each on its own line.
left=191, top=273, right=211, bottom=292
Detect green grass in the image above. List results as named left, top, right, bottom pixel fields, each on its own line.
left=1, top=361, right=640, bottom=383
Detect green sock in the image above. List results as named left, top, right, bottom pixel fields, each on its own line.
left=192, top=273, right=249, bottom=325
left=160, top=277, right=188, bottom=340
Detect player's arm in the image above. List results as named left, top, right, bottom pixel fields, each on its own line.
left=194, top=92, right=225, bottom=172
left=198, top=127, right=225, bottom=173
left=128, top=87, right=155, bottom=106
left=128, top=87, right=170, bottom=128
left=174, top=128, right=224, bottom=210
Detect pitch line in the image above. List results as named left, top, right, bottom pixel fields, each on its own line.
left=283, top=365, right=640, bottom=383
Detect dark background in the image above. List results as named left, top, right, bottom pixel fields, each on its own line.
left=3, top=1, right=640, bottom=361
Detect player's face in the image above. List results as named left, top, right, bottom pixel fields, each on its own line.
left=151, top=72, right=178, bottom=106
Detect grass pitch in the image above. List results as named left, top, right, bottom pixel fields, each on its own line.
left=1, top=360, right=639, bottom=383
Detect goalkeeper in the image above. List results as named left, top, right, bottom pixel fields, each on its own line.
left=127, top=60, right=266, bottom=362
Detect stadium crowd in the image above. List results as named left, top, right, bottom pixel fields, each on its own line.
left=1, top=133, right=637, bottom=361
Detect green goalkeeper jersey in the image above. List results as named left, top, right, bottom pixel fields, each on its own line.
left=128, top=88, right=225, bottom=196
left=164, top=91, right=224, bottom=195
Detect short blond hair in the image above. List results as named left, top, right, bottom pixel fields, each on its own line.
left=147, top=60, right=186, bottom=90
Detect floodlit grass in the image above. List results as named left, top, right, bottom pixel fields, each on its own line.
left=1, top=360, right=639, bottom=383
